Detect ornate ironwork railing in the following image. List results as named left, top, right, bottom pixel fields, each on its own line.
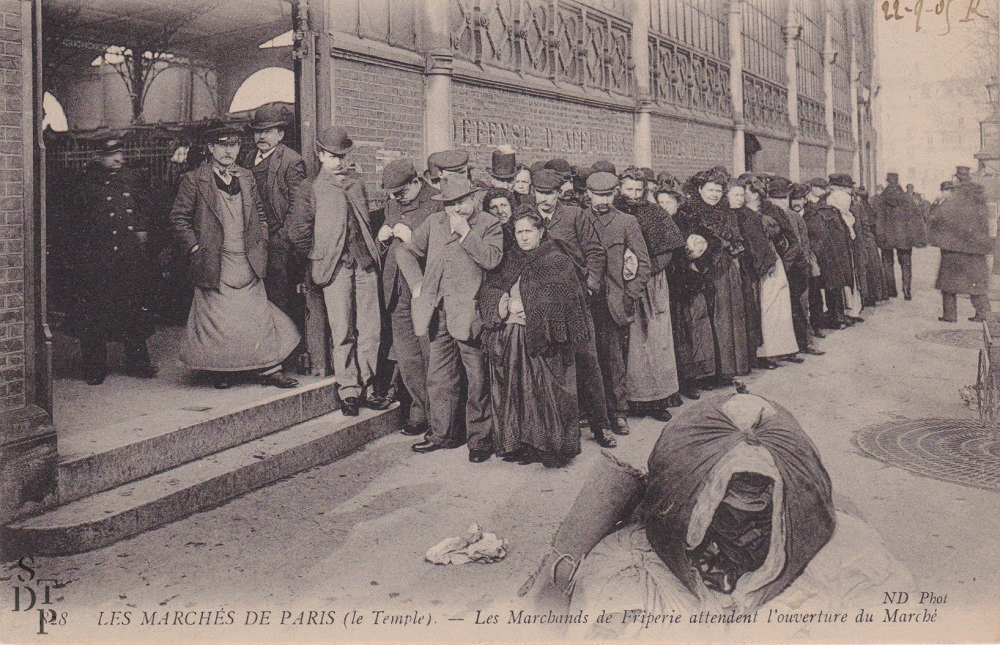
left=797, top=94, right=827, bottom=141
left=450, top=0, right=633, bottom=96
left=649, top=31, right=732, bottom=120
left=833, top=109, right=853, bottom=146
left=743, top=72, right=789, bottom=131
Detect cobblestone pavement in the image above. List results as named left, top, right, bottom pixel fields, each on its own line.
left=3, top=247, right=999, bottom=644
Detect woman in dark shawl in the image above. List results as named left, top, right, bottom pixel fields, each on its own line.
left=654, top=181, right=715, bottom=400
left=678, top=170, right=750, bottom=386
left=481, top=210, right=590, bottom=468
left=727, top=177, right=777, bottom=369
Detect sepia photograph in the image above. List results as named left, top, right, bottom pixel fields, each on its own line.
left=0, top=0, right=998, bottom=642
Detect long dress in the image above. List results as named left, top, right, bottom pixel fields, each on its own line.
left=758, top=256, right=799, bottom=357
left=487, top=280, right=580, bottom=460
left=679, top=200, right=750, bottom=379
left=627, top=270, right=679, bottom=402
left=181, top=187, right=300, bottom=371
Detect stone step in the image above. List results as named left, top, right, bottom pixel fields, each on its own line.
left=6, top=405, right=402, bottom=556
left=57, top=379, right=341, bottom=504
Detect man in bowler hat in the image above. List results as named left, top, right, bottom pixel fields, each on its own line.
left=240, top=104, right=307, bottom=332
left=288, top=126, right=381, bottom=416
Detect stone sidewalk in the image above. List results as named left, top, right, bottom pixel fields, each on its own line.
left=4, top=247, right=998, bottom=644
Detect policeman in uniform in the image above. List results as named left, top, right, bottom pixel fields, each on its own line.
left=69, top=135, right=157, bottom=385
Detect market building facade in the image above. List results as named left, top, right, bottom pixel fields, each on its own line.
left=1, top=0, right=879, bottom=530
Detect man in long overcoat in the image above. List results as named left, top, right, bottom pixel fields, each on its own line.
left=872, top=172, right=923, bottom=300
left=929, top=167, right=993, bottom=322
left=69, top=135, right=157, bottom=385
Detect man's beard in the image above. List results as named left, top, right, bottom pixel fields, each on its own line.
left=592, top=203, right=611, bottom=214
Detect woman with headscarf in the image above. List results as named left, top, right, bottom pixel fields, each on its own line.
left=480, top=210, right=590, bottom=468
left=853, top=186, right=887, bottom=305
left=678, top=170, right=750, bottom=386
left=827, top=186, right=863, bottom=317
left=654, top=181, right=715, bottom=400
left=742, top=178, right=799, bottom=365
left=482, top=187, right=516, bottom=250
left=728, top=178, right=766, bottom=368
left=566, top=393, right=912, bottom=641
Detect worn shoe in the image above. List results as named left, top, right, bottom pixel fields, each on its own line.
left=665, top=393, right=684, bottom=408
left=259, top=371, right=299, bottom=388
left=970, top=315, right=987, bottom=322
left=649, top=408, right=672, bottom=422
left=124, top=362, right=158, bottom=378
left=680, top=384, right=700, bottom=400
left=592, top=427, right=617, bottom=448
left=802, top=346, right=825, bottom=356
left=85, top=370, right=107, bottom=386
left=811, top=328, right=827, bottom=339
left=213, top=373, right=232, bottom=389
left=903, top=292, right=912, bottom=301
left=341, top=396, right=360, bottom=417
left=400, top=421, right=428, bottom=436
left=363, top=393, right=394, bottom=410
left=412, top=439, right=443, bottom=453
left=468, top=450, right=492, bottom=463
left=612, top=416, right=630, bottom=436
left=781, top=354, right=805, bottom=363
left=754, top=358, right=779, bottom=370
left=938, top=317, right=957, bottom=323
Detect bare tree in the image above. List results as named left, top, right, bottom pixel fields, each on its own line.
left=963, top=2, right=999, bottom=84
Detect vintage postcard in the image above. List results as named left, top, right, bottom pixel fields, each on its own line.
left=1, top=0, right=998, bottom=643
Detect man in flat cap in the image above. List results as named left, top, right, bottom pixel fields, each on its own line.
left=400, top=176, right=503, bottom=462
left=169, top=124, right=300, bottom=389
left=532, top=168, right=617, bottom=448
left=69, top=134, right=157, bottom=385
left=376, top=158, right=437, bottom=435
left=240, top=104, right=307, bottom=337
left=585, top=171, right=651, bottom=436
left=872, top=172, right=922, bottom=300
left=545, top=158, right=577, bottom=206
left=929, top=166, right=993, bottom=322
left=287, top=126, right=381, bottom=416
left=769, top=178, right=821, bottom=354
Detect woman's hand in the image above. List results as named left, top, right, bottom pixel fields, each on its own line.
left=509, top=297, right=525, bottom=318
left=392, top=223, right=412, bottom=244
left=498, top=292, right=510, bottom=319
left=377, top=225, right=394, bottom=243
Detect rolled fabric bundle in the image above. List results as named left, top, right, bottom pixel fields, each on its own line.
left=518, top=451, right=646, bottom=610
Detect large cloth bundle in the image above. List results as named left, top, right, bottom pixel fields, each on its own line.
left=636, top=393, right=836, bottom=610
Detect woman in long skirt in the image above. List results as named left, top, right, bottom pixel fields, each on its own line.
left=678, top=170, right=750, bottom=386
left=481, top=210, right=591, bottom=467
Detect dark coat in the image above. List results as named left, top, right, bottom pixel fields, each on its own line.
left=381, top=183, right=437, bottom=310
left=587, top=206, right=652, bottom=327
left=168, top=163, right=269, bottom=290
left=872, top=184, right=925, bottom=249
left=68, top=162, right=156, bottom=338
left=804, top=198, right=853, bottom=290
left=928, top=183, right=992, bottom=256
left=240, top=143, right=307, bottom=239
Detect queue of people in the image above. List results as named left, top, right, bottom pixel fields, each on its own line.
left=69, top=105, right=934, bottom=467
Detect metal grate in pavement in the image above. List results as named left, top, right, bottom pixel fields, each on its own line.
left=853, top=418, right=1000, bottom=493
left=915, top=329, right=982, bottom=350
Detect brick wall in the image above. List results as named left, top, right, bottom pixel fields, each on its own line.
left=799, top=143, right=827, bottom=182
left=0, top=0, right=24, bottom=414
left=451, top=81, right=635, bottom=174
left=651, top=116, right=733, bottom=179
left=751, top=134, right=791, bottom=178
left=332, top=58, right=425, bottom=203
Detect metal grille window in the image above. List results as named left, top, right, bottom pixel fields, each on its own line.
left=742, top=0, right=787, bottom=84
left=795, top=0, right=824, bottom=101
left=652, top=0, right=728, bottom=60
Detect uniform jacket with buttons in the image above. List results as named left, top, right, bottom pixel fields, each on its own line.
left=168, top=162, right=269, bottom=290
left=403, top=209, right=503, bottom=341
left=71, top=162, right=152, bottom=292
